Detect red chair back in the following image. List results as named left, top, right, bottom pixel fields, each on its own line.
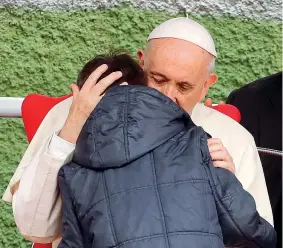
left=22, top=94, right=72, bottom=142
left=211, top=104, right=241, bottom=123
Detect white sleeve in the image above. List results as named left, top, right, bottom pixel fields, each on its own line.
left=48, top=131, right=76, bottom=158
left=13, top=131, right=75, bottom=242
left=235, top=141, right=274, bottom=227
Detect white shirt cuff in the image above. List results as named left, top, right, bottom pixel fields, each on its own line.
left=47, top=131, right=76, bottom=159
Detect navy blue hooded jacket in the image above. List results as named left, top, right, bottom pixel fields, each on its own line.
left=58, top=86, right=276, bottom=248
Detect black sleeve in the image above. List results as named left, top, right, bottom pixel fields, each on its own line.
left=226, top=88, right=261, bottom=145
left=226, top=89, right=237, bottom=105
left=57, top=170, right=84, bottom=248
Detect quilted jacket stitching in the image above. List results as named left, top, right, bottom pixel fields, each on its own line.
left=150, top=151, right=170, bottom=248
left=206, top=160, right=266, bottom=248
left=80, top=179, right=209, bottom=221
left=102, top=173, right=118, bottom=245
left=123, top=87, right=130, bottom=163
left=114, top=231, right=222, bottom=248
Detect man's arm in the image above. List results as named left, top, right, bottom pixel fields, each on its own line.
left=226, top=89, right=236, bottom=105
left=13, top=133, right=75, bottom=243
left=236, top=140, right=274, bottom=226
left=227, top=89, right=262, bottom=151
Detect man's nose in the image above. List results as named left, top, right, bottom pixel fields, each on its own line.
left=162, top=85, right=177, bottom=103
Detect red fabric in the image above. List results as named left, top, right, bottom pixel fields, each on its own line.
left=33, top=243, right=53, bottom=248
left=211, top=104, right=241, bottom=123
left=22, top=94, right=72, bottom=143
left=21, top=94, right=240, bottom=248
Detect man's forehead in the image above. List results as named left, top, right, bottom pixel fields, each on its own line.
left=147, top=38, right=207, bottom=57
left=146, top=38, right=212, bottom=69
left=147, top=40, right=205, bottom=63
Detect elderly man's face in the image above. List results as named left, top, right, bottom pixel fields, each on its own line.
left=137, top=38, right=217, bottom=114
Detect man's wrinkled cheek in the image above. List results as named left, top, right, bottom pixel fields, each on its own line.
left=180, top=96, right=197, bottom=114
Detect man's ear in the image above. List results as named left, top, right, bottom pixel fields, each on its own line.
left=200, top=73, right=218, bottom=101
left=137, top=49, right=145, bottom=68
left=207, top=73, right=218, bottom=87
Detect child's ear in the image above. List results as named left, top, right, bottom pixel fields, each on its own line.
left=137, top=49, right=145, bottom=68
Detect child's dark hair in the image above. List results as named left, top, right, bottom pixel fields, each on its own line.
left=76, top=52, right=147, bottom=89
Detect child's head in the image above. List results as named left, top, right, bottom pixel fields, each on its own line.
left=76, top=52, right=147, bottom=89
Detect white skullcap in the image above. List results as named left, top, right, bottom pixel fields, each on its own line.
left=147, top=17, right=217, bottom=57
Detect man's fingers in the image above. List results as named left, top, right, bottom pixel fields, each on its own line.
left=70, top=84, right=79, bottom=100
left=208, top=137, right=235, bottom=174
left=213, top=161, right=235, bottom=174
left=94, top=71, right=123, bottom=95
left=81, top=64, right=108, bottom=91
left=204, top=98, right=213, bottom=107
left=207, top=138, right=222, bottom=146
left=208, top=143, right=223, bottom=153
left=210, top=151, right=229, bottom=161
left=205, top=99, right=225, bottom=107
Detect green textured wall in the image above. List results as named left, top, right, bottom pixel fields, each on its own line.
left=0, top=5, right=282, bottom=247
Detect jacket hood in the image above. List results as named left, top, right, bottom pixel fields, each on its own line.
left=73, top=86, right=195, bottom=170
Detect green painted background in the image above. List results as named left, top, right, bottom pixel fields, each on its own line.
left=0, top=5, right=282, bottom=247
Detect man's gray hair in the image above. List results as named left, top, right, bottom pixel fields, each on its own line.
left=208, top=57, right=216, bottom=74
